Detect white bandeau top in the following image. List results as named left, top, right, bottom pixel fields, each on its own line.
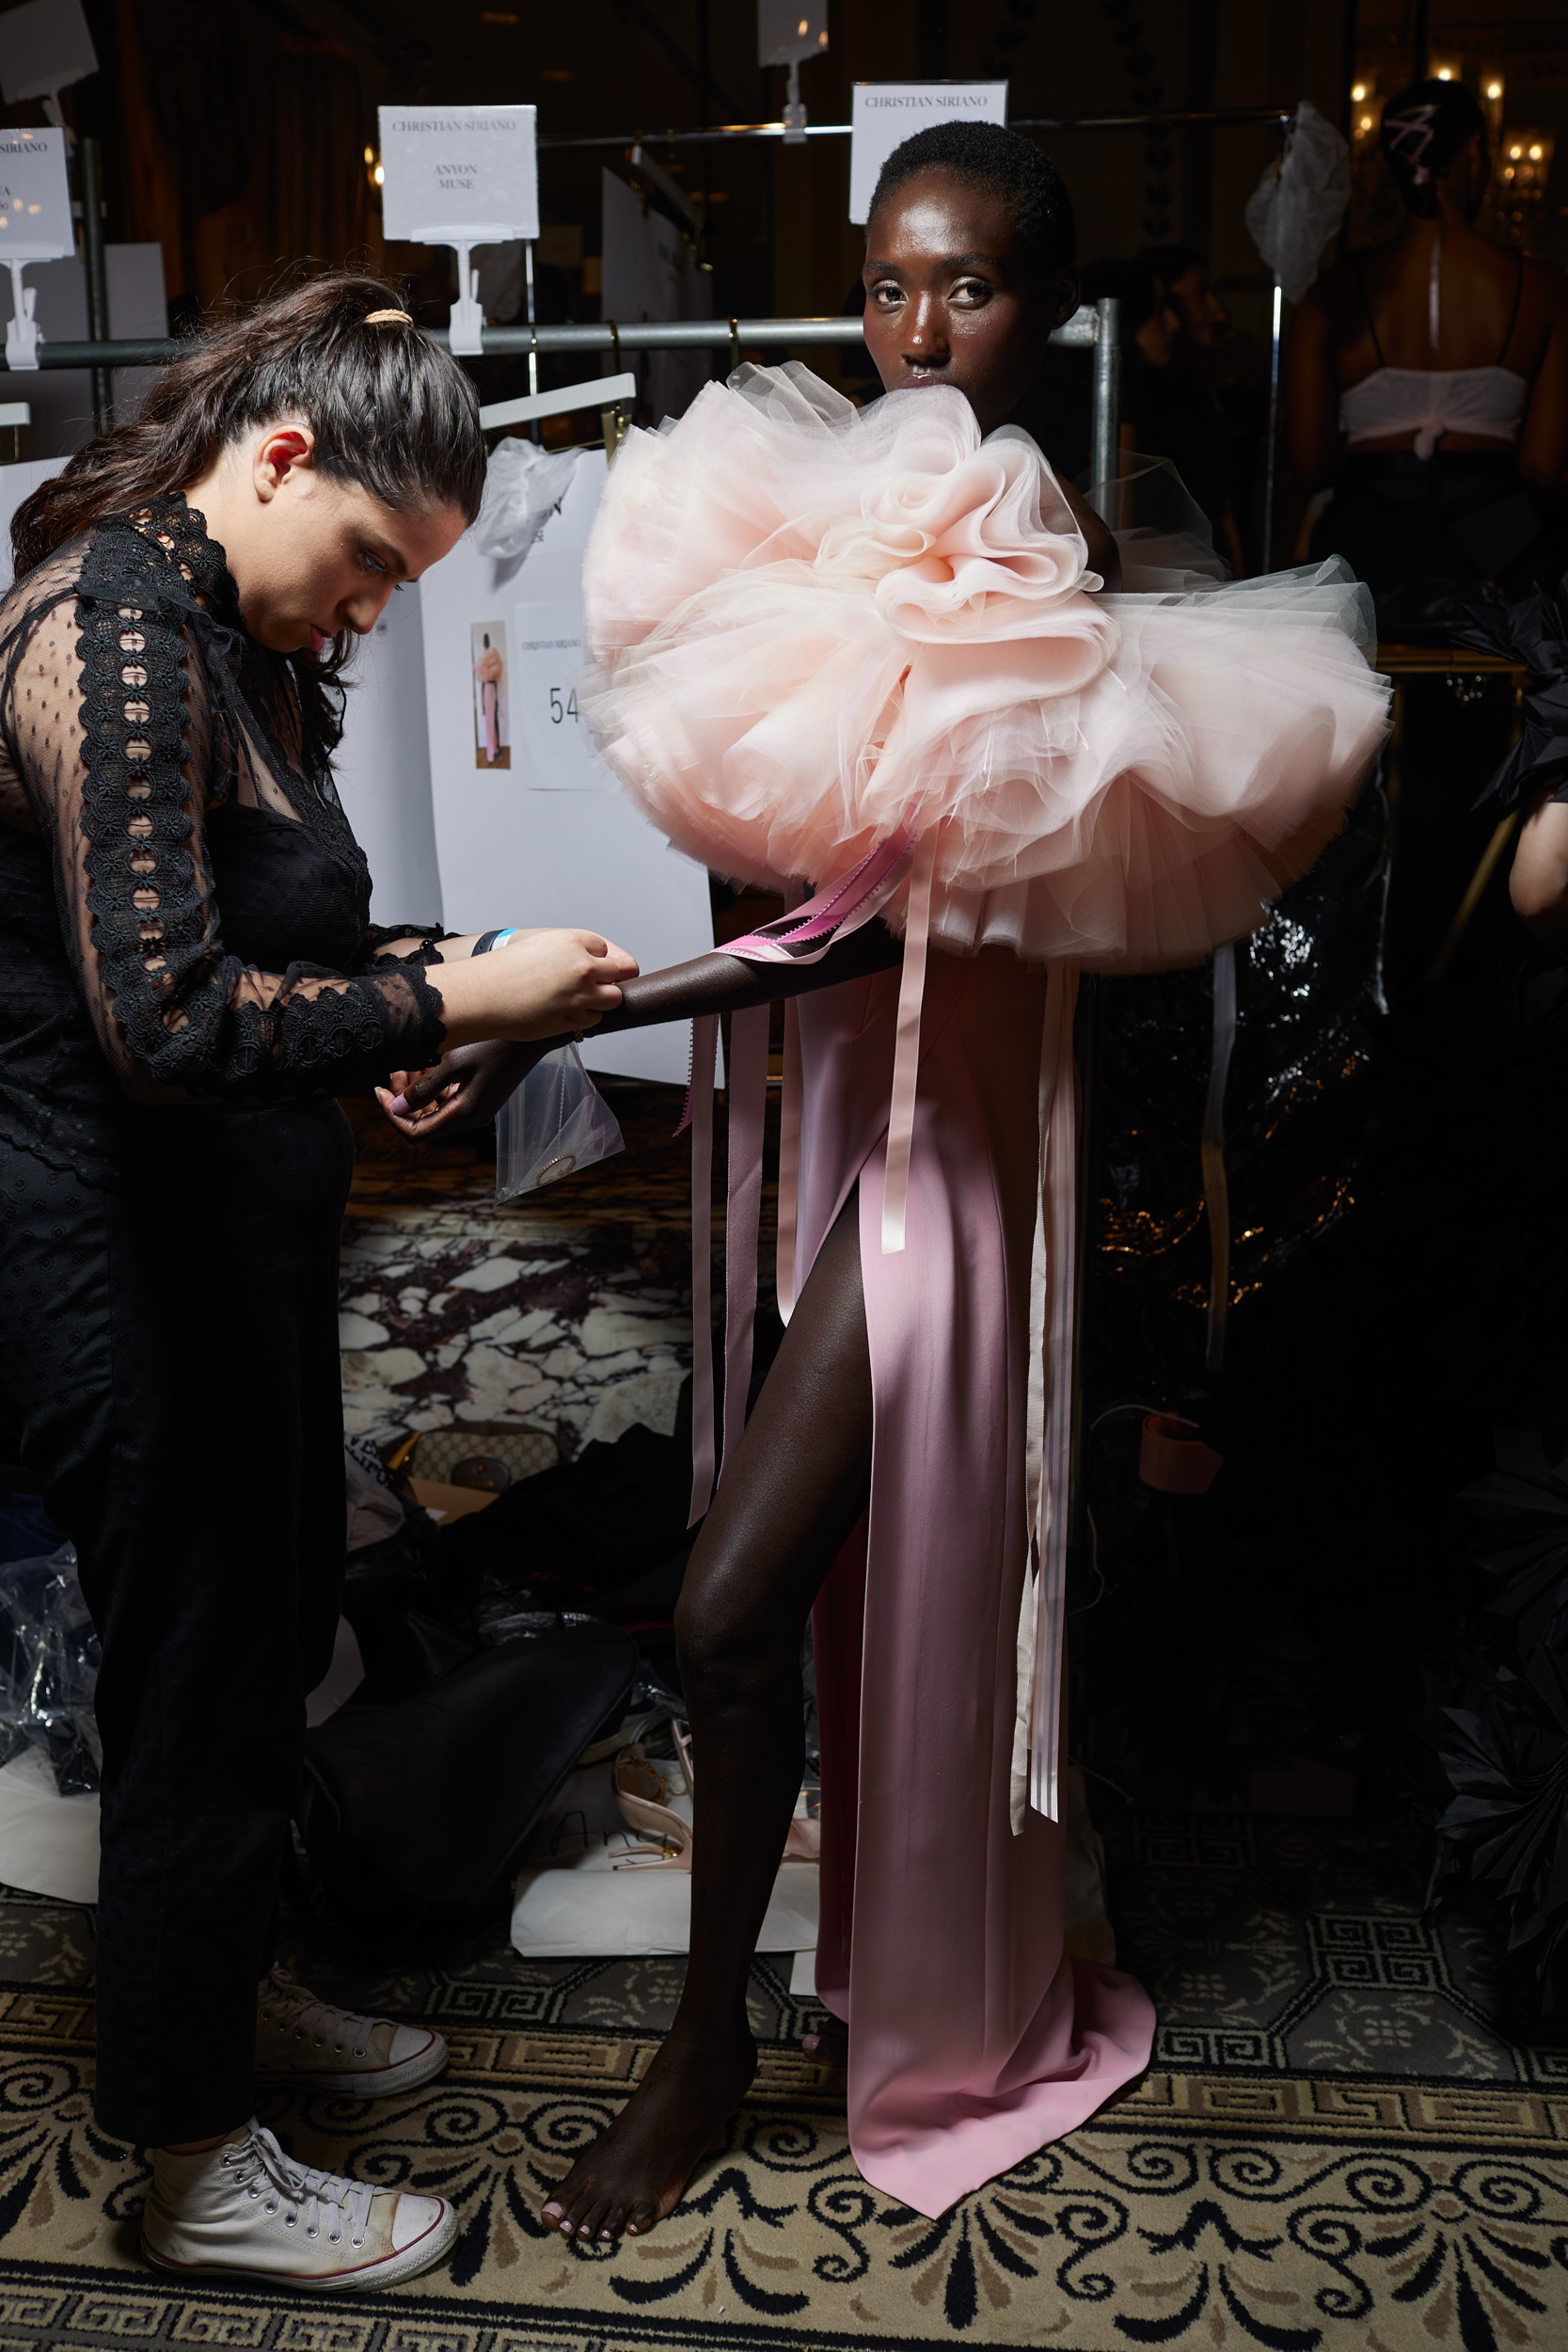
left=1339, top=365, right=1529, bottom=461
left=1339, top=234, right=1528, bottom=461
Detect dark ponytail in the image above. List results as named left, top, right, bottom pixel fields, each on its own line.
left=1378, top=77, right=1488, bottom=219
left=11, top=271, right=485, bottom=578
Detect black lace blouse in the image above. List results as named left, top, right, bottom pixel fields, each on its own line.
left=0, top=494, right=449, bottom=1186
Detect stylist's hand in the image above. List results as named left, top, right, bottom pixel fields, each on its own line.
left=377, top=1040, right=549, bottom=1138
left=491, top=928, right=639, bottom=1038
left=428, top=927, right=639, bottom=1054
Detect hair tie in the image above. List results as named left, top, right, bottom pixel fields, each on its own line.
left=364, top=308, right=414, bottom=326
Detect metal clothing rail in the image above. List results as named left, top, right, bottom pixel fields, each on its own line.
left=7, top=300, right=1122, bottom=495
left=19, top=306, right=1100, bottom=364
left=538, top=108, right=1294, bottom=151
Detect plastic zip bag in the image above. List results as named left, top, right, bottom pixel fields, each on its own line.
left=496, top=1043, right=625, bottom=1200
left=0, top=1544, right=102, bottom=1794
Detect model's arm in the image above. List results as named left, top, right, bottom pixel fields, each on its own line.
left=1509, top=792, right=1568, bottom=950
left=1518, top=260, right=1568, bottom=487
left=383, top=918, right=904, bottom=1133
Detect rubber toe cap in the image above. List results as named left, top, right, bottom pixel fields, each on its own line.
left=392, top=2192, right=448, bottom=2253
left=390, top=2023, right=441, bottom=2067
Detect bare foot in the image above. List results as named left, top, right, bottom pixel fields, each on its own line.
left=541, top=2019, right=756, bottom=2241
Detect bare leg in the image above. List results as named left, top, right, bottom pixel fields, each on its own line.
left=542, top=1193, right=871, bottom=2241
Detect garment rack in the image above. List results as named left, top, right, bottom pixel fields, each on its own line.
left=537, top=109, right=1294, bottom=151
left=7, top=302, right=1123, bottom=505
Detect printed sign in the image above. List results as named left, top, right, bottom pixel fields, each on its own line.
left=513, top=600, right=608, bottom=791
left=848, top=82, right=1008, bottom=224
left=0, top=127, right=71, bottom=259
left=377, top=104, right=538, bottom=245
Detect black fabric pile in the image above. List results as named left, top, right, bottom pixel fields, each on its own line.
left=1417, top=1432, right=1568, bottom=2019
left=1075, top=752, right=1568, bottom=1957
left=1456, top=569, right=1568, bottom=813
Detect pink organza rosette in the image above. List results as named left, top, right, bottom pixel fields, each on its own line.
left=580, top=364, right=1389, bottom=972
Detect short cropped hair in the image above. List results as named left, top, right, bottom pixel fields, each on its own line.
left=866, top=120, right=1076, bottom=280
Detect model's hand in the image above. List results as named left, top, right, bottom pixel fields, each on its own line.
left=430, top=928, right=639, bottom=1050
left=377, top=1041, right=549, bottom=1137
left=377, top=1062, right=461, bottom=1135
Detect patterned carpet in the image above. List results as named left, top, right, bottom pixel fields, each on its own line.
left=1, top=1809, right=1567, bottom=2350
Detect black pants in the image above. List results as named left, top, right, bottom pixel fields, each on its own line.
left=0, top=1101, right=353, bottom=2144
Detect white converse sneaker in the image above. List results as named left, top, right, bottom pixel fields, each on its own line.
left=142, top=2120, right=457, bottom=2290
left=256, top=1966, right=447, bottom=2099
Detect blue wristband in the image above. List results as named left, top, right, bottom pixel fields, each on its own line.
left=473, top=928, right=519, bottom=956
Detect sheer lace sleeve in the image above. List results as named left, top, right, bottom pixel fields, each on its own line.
left=356, top=923, right=453, bottom=970
left=4, top=580, right=448, bottom=1105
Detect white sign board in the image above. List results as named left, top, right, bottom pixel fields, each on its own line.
left=0, top=0, right=97, bottom=106
left=332, top=583, right=444, bottom=930
left=418, top=447, right=716, bottom=1088
left=0, top=128, right=71, bottom=260
left=377, top=105, right=538, bottom=244
left=849, top=82, right=1009, bottom=224
left=513, top=599, right=608, bottom=791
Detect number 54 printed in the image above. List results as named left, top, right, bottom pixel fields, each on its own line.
left=513, top=599, right=610, bottom=790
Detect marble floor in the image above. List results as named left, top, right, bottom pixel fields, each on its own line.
left=338, top=1078, right=737, bottom=1458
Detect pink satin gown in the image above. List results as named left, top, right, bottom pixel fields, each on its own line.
left=579, top=361, right=1388, bottom=2221
left=797, top=946, right=1152, bottom=2217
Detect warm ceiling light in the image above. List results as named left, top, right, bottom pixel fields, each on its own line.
left=1486, top=82, right=1502, bottom=100
left=1352, top=83, right=1366, bottom=102
left=797, top=14, right=807, bottom=30
left=373, top=164, right=384, bottom=185
left=364, top=145, right=374, bottom=163
left=1436, top=67, right=1452, bottom=81
left=1360, top=116, right=1373, bottom=132
left=1529, top=144, right=1544, bottom=159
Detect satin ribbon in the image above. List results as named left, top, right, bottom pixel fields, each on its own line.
left=722, top=1004, right=771, bottom=1475
left=879, top=830, right=936, bottom=1256
left=1019, top=962, right=1080, bottom=1828
left=681, top=827, right=918, bottom=1518
left=685, top=843, right=1082, bottom=1833
left=1201, top=944, right=1237, bottom=1375
left=685, top=1013, right=719, bottom=1527
left=776, top=996, right=802, bottom=1326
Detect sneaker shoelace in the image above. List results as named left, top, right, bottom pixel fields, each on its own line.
left=226, top=2123, right=376, bottom=2249
left=261, top=1972, right=372, bottom=2059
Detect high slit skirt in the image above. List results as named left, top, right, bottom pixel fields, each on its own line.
left=797, top=945, right=1155, bottom=2219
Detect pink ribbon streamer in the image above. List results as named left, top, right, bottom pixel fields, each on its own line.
left=686, top=1013, right=719, bottom=1527
left=879, top=830, right=936, bottom=1257
left=722, top=1004, right=770, bottom=1477
left=1024, top=963, right=1080, bottom=1824
left=776, top=996, right=802, bottom=1325
left=681, top=827, right=918, bottom=1515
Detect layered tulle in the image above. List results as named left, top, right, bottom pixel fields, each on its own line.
left=580, top=364, right=1390, bottom=971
